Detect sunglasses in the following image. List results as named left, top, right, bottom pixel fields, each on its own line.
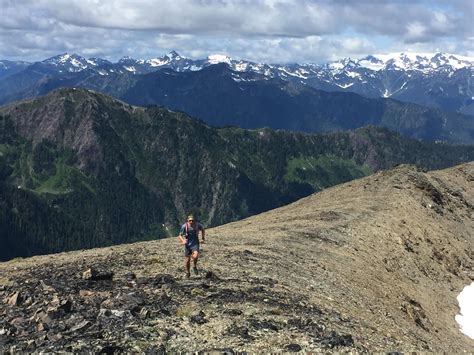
left=188, top=220, right=194, bottom=222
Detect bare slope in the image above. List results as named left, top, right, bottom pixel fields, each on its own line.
left=1, top=162, right=473, bottom=352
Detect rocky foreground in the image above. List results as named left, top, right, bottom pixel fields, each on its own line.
left=1, top=163, right=473, bottom=352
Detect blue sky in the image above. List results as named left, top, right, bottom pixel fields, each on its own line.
left=0, top=0, right=472, bottom=63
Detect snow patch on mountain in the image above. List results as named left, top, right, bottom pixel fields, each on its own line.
left=147, top=58, right=169, bottom=67
left=123, top=66, right=136, bottom=73
left=336, top=83, right=354, bottom=89
left=456, top=282, right=474, bottom=339
left=234, top=62, right=249, bottom=72
left=207, top=54, right=232, bottom=65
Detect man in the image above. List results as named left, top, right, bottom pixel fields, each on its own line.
left=178, top=215, right=205, bottom=278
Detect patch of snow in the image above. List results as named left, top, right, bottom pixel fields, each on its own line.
left=358, top=60, right=384, bottom=71
left=278, top=67, right=308, bottom=79
left=388, top=82, right=408, bottom=96
left=335, top=83, right=354, bottom=89
left=208, top=54, right=232, bottom=64
left=189, top=65, right=202, bottom=71
left=58, top=54, right=71, bottom=64
left=147, top=58, right=169, bottom=67
left=234, top=62, right=249, bottom=71
left=345, top=71, right=360, bottom=78
left=456, top=282, right=474, bottom=339
left=123, top=66, right=136, bottom=72
left=328, top=62, right=344, bottom=70
left=70, top=57, right=86, bottom=69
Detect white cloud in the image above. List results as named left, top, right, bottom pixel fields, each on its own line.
left=0, top=0, right=472, bottom=63
left=406, top=22, right=428, bottom=42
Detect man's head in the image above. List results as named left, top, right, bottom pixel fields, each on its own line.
left=187, top=215, right=195, bottom=223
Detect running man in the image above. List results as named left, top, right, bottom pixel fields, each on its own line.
left=178, top=215, right=205, bottom=278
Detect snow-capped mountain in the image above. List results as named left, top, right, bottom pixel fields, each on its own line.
left=316, top=53, right=474, bottom=114
left=0, top=51, right=472, bottom=114
left=40, top=53, right=92, bottom=72
left=19, top=50, right=473, bottom=78
left=358, top=52, right=473, bottom=73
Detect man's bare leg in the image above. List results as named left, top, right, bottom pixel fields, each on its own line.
left=192, top=251, right=200, bottom=274
left=184, top=256, right=191, bottom=277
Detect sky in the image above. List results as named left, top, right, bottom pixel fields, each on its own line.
left=0, top=0, right=473, bottom=64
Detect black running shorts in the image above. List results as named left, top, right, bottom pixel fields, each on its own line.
left=184, top=244, right=199, bottom=257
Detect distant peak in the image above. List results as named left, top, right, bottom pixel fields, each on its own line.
left=167, top=50, right=181, bottom=59
left=41, top=53, right=89, bottom=70
left=118, top=56, right=137, bottom=63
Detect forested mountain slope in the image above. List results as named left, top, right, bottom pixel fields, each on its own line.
left=1, top=88, right=473, bottom=260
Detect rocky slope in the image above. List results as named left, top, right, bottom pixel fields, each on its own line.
left=0, top=162, right=472, bottom=352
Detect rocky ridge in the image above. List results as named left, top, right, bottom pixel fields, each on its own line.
left=0, top=162, right=473, bottom=352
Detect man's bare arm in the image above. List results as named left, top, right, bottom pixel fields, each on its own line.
left=178, top=234, right=187, bottom=245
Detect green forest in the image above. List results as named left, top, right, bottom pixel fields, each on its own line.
left=1, top=89, right=473, bottom=260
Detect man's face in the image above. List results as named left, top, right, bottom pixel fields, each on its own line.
left=188, top=219, right=194, bottom=224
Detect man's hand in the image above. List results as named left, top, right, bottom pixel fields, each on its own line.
left=201, top=238, right=205, bottom=244
left=178, top=235, right=187, bottom=245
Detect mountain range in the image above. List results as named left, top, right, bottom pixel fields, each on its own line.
left=1, top=51, right=472, bottom=115
left=1, top=88, right=474, bottom=260
left=1, top=59, right=473, bottom=145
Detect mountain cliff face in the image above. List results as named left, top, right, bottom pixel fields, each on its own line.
left=1, top=89, right=473, bottom=260
left=0, top=162, right=472, bottom=352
